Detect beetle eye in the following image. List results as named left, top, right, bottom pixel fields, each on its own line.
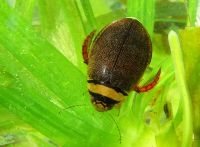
left=89, top=91, right=119, bottom=112
left=90, top=96, right=114, bottom=112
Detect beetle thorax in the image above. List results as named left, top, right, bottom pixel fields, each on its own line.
left=88, top=82, right=126, bottom=111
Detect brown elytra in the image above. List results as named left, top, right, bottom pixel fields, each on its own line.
left=82, top=18, right=160, bottom=111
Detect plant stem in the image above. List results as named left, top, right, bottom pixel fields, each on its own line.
left=168, top=30, right=193, bottom=147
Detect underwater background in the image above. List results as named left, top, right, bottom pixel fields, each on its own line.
left=0, top=0, right=200, bottom=147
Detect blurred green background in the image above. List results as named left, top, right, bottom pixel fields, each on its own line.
left=0, top=0, right=199, bottom=147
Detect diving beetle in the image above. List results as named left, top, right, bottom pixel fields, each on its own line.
left=82, top=18, right=161, bottom=112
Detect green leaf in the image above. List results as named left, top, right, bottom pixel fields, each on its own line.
left=0, top=0, right=197, bottom=146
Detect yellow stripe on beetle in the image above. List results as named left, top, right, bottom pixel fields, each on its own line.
left=88, top=83, right=125, bottom=102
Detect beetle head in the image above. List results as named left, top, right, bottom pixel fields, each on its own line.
left=89, top=91, right=119, bottom=112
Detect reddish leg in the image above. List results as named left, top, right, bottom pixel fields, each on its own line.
left=133, top=68, right=161, bottom=93
left=82, top=30, right=96, bottom=64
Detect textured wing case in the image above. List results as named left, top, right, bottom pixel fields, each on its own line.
left=88, top=18, right=152, bottom=91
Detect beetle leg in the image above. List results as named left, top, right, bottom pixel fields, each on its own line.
left=133, top=68, right=161, bottom=93
left=82, top=30, right=96, bottom=64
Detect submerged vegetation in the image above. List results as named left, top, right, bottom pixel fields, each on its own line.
left=0, top=0, right=199, bottom=147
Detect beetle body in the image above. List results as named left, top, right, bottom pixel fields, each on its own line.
left=82, top=18, right=160, bottom=111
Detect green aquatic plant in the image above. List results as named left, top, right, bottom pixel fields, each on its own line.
left=127, top=0, right=155, bottom=36
left=187, top=0, right=199, bottom=25
left=0, top=0, right=199, bottom=146
left=168, top=30, right=192, bottom=147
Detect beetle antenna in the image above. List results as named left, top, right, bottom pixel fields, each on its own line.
left=64, top=104, right=87, bottom=109
left=109, top=113, right=122, bottom=144
left=59, top=104, right=87, bottom=114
